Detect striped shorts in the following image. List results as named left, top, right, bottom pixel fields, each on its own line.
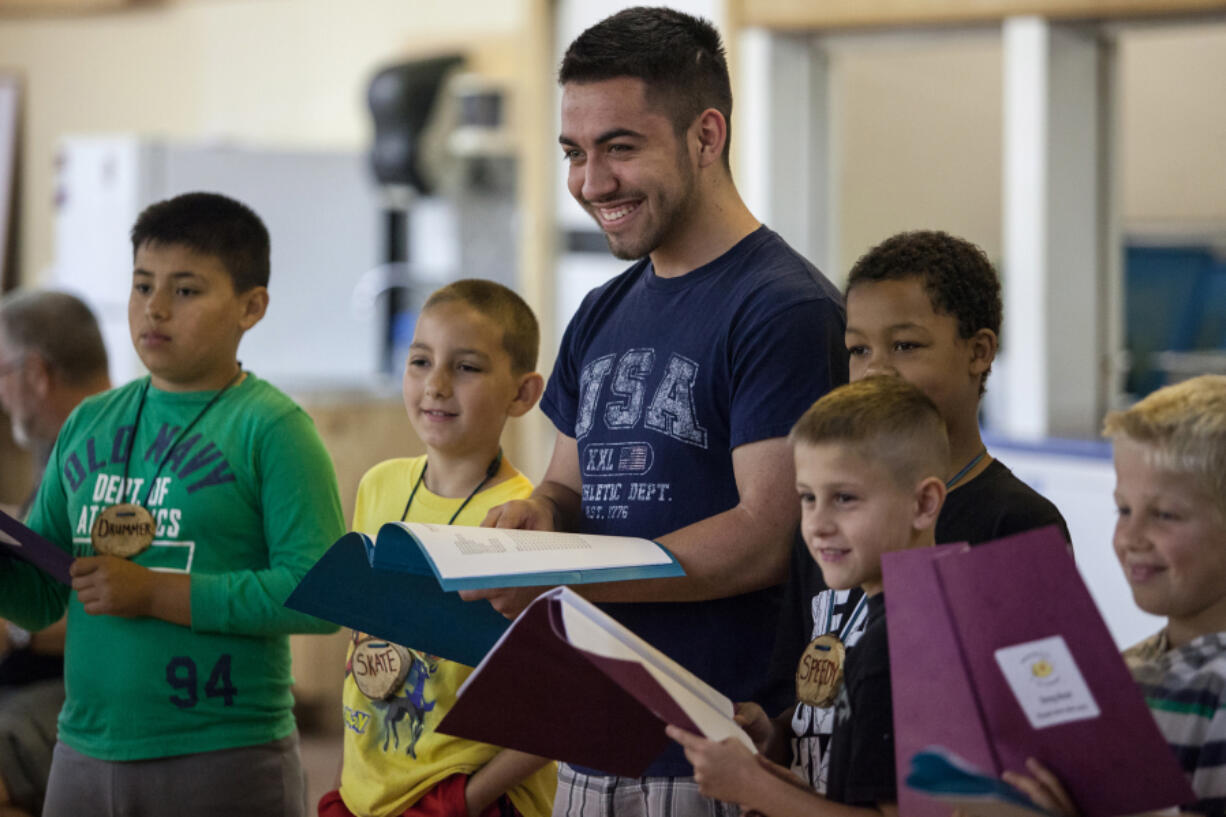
left=552, top=764, right=739, bottom=817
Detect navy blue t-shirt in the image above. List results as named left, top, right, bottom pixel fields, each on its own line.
left=541, top=226, right=847, bottom=776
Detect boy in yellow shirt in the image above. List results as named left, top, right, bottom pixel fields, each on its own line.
left=319, top=280, right=555, bottom=817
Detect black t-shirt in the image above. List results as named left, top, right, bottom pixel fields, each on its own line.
left=826, top=593, right=894, bottom=806
left=760, top=458, right=1071, bottom=787
left=936, top=460, right=1069, bottom=547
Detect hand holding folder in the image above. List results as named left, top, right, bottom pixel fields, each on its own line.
left=884, top=526, right=1194, bottom=817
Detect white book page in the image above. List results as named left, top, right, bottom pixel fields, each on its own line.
left=398, top=523, right=673, bottom=580
left=556, top=589, right=755, bottom=751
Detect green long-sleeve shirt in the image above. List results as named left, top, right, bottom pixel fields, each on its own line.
left=2, top=374, right=343, bottom=761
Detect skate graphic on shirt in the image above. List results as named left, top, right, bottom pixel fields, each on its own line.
left=791, top=587, right=869, bottom=794
left=370, top=650, right=439, bottom=758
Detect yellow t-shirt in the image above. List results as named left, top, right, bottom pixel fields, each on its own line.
left=339, top=455, right=556, bottom=817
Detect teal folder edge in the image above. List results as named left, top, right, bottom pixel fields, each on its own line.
left=284, top=531, right=509, bottom=667
left=906, top=747, right=1050, bottom=815
left=369, top=522, right=686, bottom=590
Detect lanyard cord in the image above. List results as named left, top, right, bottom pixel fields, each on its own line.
left=821, top=591, right=869, bottom=642
left=946, top=447, right=988, bottom=490
left=118, top=367, right=244, bottom=508
left=401, top=450, right=502, bottom=525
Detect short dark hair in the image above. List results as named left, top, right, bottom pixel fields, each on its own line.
left=559, top=6, right=733, bottom=165
left=846, top=230, right=1002, bottom=394
left=790, top=376, right=949, bottom=488
left=130, top=192, right=270, bottom=292
left=423, top=279, right=540, bottom=375
left=0, top=290, right=108, bottom=386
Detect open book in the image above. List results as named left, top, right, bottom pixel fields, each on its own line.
left=371, top=522, right=683, bottom=589
left=436, top=586, right=754, bottom=777
left=285, top=524, right=684, bottom=667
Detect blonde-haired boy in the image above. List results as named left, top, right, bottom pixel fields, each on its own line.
left=1008, top=374, right=1226, bottom=816
left=320, top=279, right=556, bottom=817
left=669, top=376, right=947, bottom=816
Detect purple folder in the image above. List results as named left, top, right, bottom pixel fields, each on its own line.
left=0, top=509, right=72, bottom=585
left=884, top=526, right=1194, bottom=817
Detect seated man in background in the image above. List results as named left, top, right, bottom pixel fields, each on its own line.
left=0, top=289, right=110, bottom=817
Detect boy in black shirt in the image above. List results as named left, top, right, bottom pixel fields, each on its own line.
left=766, top=231, right=1070, bottom=790
left=669, top=376, right=948, bottom=815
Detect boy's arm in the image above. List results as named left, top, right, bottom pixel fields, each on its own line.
left=190, top=407, right=345, bottom=635
left=468, top=431, right=797, bottom=617
left=463, top=749, right=552, bottom=817
left=666, top=726, right=895, bottom=817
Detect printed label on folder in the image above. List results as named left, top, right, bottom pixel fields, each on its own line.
left=994, top=635, right=1100, bottom=729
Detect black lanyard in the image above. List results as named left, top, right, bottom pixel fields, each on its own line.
left=119, top=367, right=244, bottom=508
left=401, top=450, right=502, bottom=524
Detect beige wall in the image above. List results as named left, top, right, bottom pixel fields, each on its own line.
left=830, top=22, right=1226, bottom=275
left=834, top=34, right=1004, bottom=273
left=0, top=0, right=525, bottom=286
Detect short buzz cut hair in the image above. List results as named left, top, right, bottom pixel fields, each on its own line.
left=0, top=289, right=108, bottom=386
left=1103, top=374, right=1226, bottom=519
left=423, top=279, right=540, bottom=375
left=790, top=376, right=950, bottom=488
left=846, top=230, right=1003, bottom=395
left=130, top=192, right=271, bottom=292
left=559, top=6, right=733, bottom=166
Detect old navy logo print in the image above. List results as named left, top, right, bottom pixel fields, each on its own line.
left=65, top=422, right=237, bottom=563
left=62, top=423, right=237, bottom=496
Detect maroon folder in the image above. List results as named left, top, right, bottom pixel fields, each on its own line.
left=884, top=526, right=1194, bottom=817
left=436, top=588, right=735, bottom=777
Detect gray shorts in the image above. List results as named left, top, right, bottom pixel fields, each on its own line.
left=43, top=731, right=306, bottom=817
left=0, top=678, right=64, bottom=814
left=552, top=764, right=739, bottom=817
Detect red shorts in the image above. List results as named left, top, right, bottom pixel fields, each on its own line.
left=318, top=774, right=520, bottom=817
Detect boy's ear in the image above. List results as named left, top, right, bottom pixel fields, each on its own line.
left=238, top=287, right=270, bottom=332
left=506, top=371, right=545, bottom=418
left=968, top=328, right=998, bottom=377
left=912, top=476, right=946, bottom=532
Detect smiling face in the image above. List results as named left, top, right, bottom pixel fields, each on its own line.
left=845, top=277, right=990, bottom=430
left=795, top=441, right=927, bottom=596
left=128, top=241, right=266, bottom=392
left=1112, top=437, right=1226, bottom=642
left=560, top=77, right=699, bottom=262
left=403, top=301, right=531, bottom=462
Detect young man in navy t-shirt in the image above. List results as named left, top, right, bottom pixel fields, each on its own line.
left=463, top=8, right=848, bottom=817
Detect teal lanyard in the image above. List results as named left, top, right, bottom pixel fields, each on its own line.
left=946, top=447, right=987, bottom=490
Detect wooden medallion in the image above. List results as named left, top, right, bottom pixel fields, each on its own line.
left=90, top=503, right=156, bottom=558
left=352, top=639, right=412, bottom=700
left=795, top=633, right=846, bottom=708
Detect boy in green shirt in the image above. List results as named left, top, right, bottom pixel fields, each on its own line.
left=1, top=192, right=344, bottom=817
